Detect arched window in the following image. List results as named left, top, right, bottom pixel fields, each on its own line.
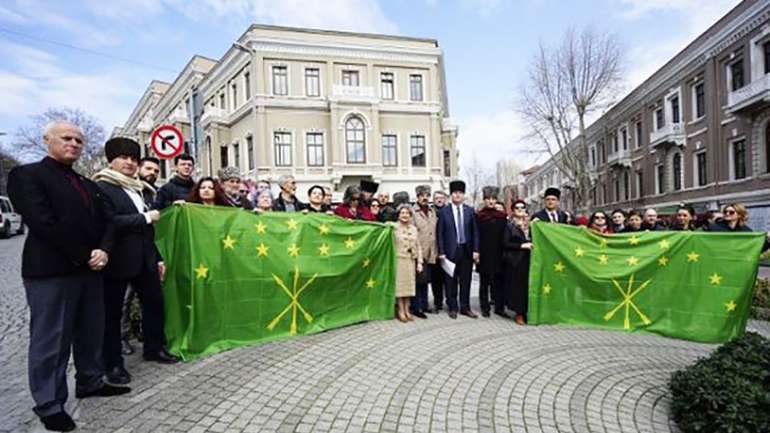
left=346, top=116, right=365, bottom=163
left=673, top=153, right=682, bottom=191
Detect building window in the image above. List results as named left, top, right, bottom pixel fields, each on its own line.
left=342, top=70, right=359, bottom=87
left=244, top=72, right=251, bottom=100
left=410, top=135, right=426, bottom=167
left=381, top=72, right=394, bottom=100
left=598, top=141, right=605, bottom=164
left=590, top=146, right=596, bottom=167
left=206, top=136, right=212, bottom=174
left=623, top=170, right=630, bottom=201
left=635, top=121, right=643, bottom=148
left=670, top=95, right=680, bottom=124
left=655, top=108, right=664, bottom=130
left=220, top=145, right=228, bottom=168
left=443, top=150, right=451, bottom=177
left=382, top=134, right=397, bottom=166
left=733, top=139, right=746, bottom=179
left=274, top=132, right=292, bottom=167
left=345, top=117, right=365, bottom=163
left=305, top=68, right=320, bottom=97
left=614, top=177, right=620, bottom=202
left=766, top=125, right=770, bottom=173
left=233, top=141, right=240, bottom=169
left=621, top=128, right=628, bottom=150
left=694, top=82, right=705, bottom=119
left=231, top=82, right=238, bottom=109
left=672, top=153, right=682, bottom=191
left=612, top=134, right=618, bottom=153
left=696, top=151, right=707, bottom=186
left=247, top=136, right=254, bottom=171
left=656, top=164, right=665, bottom=194
left=764, top=41, right=770, bottom=75
left=730, top=59, right=745, bottom=91
left=272, top=66, right=288, bottom=96
left=219, top=93, right=226, bottom=109
left=636, top=171, right=643, bottom=198
left=409, top=74, right=423, bottom=101
left=306, top=133, right=324, bottom=167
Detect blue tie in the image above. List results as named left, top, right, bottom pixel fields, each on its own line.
left=456, top=205, right=466, bottom=244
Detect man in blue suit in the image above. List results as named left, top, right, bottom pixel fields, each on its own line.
left=437, top=180, right=480, bottom=319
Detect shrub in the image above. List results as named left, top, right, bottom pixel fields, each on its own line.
left=669, top=332, right=770, bottom=433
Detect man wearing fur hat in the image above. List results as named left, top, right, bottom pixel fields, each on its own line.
left=218, top=166, right=254, bottom=210
left=411, top=184, right=436, bottom=319
left=94, top=137, right=179, bottom=387
left=476, top=186, right=508, bottom=318
left=531, top=187, right=572, bottom=224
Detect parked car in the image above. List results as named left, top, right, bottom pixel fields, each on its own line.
left=0, top=195, right=23, bottom=238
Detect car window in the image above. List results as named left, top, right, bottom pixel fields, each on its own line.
left=0, top=200, right=10, bottom=213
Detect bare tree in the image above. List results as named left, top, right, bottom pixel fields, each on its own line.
left=517, top=27, right=623, bottom=209
left=9, top=107, right=106, bottom=176
left=462, top=152, right=495, bottom=208
left=0, top=148, right=19, bottom=195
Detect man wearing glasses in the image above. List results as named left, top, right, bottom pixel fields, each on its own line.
left=531, top=187, right=571, bottom=224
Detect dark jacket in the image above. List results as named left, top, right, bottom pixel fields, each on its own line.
left=272, top=193, right=306, bottom=212
left=702, top=219, right=770, bottom=252
left=153, top=175, right=194, bottom=210
left=379, top=204, right=398, bottom=222
left=225, top=193, right=254, bottom=210
left=531, top=209, right=571, bottom=224
left=502, top=221, right=531, bottom=312
left=97, top=181, right=162, bottom=280
left=621, top=226, right=643, bottom=233
left=7, top=157, right=115, bottom=278
left=437, top=203, right=480, bottom=261
left=641, top=221, right=667, bottom=231
left=306, top=203, right=331, bottom=213
left=476, top=207, right=507, bottom=275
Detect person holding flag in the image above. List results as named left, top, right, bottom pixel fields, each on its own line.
left=531, top=187, right=571, bottom=224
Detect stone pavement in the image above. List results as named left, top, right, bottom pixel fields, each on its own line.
left=1, top=234, right=768, bottom=433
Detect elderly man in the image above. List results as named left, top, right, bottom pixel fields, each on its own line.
left=642, top=207, right=667, bottom=231
left=411, top=185, right=437, bottom=319
left=272, top=174, right=305, bottom=212
left=8, top=122, right=130, bottom=432
left=153, top=153, right=195, bottom=210
left=218, top=166, right=253, bottom=210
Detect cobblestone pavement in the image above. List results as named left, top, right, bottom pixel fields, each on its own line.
left=2, top=234, right=768, bottom=433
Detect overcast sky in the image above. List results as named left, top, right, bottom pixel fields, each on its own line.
left=0, top=0, right=741, bottom=170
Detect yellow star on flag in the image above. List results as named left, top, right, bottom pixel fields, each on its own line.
left=344, top=237, right=356, bottom=249
left=626, top=256, right=639, bottom=266
left=574, top=247, right=585, bottom=258
left=599, top=238, right=609, bottom=249
left=709, top=273, right=723, bottom=285
left=287, top=243, right=300, bottom=258
left=254, top=221, right=267, bottom=235
left=222, top=235, right=236, bottom=250
left=658, top=239, right=670, bottom=250
left=318, top=224, right=330, bottom=235
left=658, top=256, right=669, bottom=266
left=687, top=251, right=700, bottom=263
left=287, top=218, right=298, bottom=231
left=598, top=254, right=609, bottom=265
left=629, top=235, right=640, bottom=246
left=362, top=258, right=371, bottom=268
left=554, top=261, right=566, bottom=273
left=725, top=300, right=737, bottom=312
left=194, top=263, right=209, bottom=280
left=256, top=243, right=269, bottom=257
left=366, top=278, right=376, bottom=289
left=318, top=243, right=330, bottom=256
left=542, top=283, right=552, bottom=295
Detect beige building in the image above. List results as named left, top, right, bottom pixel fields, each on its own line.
left=118, top=25, right=459, bottom=196
left=524, top=0, right=770, bottom=230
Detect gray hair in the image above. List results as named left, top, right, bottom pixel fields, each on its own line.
left=277, top=174, right=294, bottom=188
left=43, top=121, right=83, bottom=140
left=396, top=203, right=414, bottom=218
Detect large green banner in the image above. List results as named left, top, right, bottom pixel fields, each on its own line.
left=528, top=223, right=765, bottom=343
left=156, top=205, right=395, bottom=361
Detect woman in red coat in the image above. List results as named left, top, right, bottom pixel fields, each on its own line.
left=334, top=185, right=375, bottom=221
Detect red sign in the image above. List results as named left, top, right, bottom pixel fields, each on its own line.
left=150, top=125, right=184, bottom=160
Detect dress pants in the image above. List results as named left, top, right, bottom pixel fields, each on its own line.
left=24, top=272, right=105, bottom=417
left=444, top=246, right=473, bottom=312
left=411, top=265, right=430, bottom=313
left=479, top=272, right=504, bottom=314
left=430, top=263, right=444, bottom=309
left=103, top=266, right=165, bottom=369
left=120, top=285, right=136, bottom=340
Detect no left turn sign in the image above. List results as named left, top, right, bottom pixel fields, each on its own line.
left=150, top=125, right=185, bottom=160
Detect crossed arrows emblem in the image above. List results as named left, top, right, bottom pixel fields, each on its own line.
left=603, top=274, right=653, bottom=330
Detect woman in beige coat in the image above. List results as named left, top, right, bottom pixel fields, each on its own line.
left=392, top=204, right=423, bottom=322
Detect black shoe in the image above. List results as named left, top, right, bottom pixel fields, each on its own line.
left=494, top=310, right=512, bottom=319
left=40, top=412, right=76, bottom=432
left=76, top=383, right=131, bottom=399
left=121, top=338, right=135, bottom=356
left=481, top=310, right=491, bottom=318
left=106, top=365, right=131, bottom=385
left=143, top=349, right=179, bottom=364
left=448, top=311, right=457, bottom=319
left=431, top=306, right=443, bottom=314
left=413, top=311, right=428, bottom=319
left=460, top=310, right=479, bottom=319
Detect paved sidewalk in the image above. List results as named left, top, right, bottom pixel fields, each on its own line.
left=1, top=234, right=767, bottom=433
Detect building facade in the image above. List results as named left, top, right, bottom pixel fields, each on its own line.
left=524, top=0, right=770, bottom=230
left=118, top=25, right=459, bottom=196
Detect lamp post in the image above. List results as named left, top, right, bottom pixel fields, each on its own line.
left=0, top=131, right=7, bottom=196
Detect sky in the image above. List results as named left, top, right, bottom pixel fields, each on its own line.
left=0, top=0, right=742, bottom=171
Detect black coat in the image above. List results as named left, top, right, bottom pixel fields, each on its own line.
left=7, top=157, right=115, bottom=278
left=272, top=193, right=306, bottom=212
left=703, top=220, right=770, bottom=251
left=153, top=175, right=194, bottom=210
left=476, top=208, right=507, bottom=275
left=531, top=209, right=571, bottom=224
left=502, top=222, right=531, bottom=313
left=97, top=181, right=162, bottom=280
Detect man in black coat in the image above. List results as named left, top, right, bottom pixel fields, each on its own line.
left=531, top=187, right=572, bottom=224
left=94, top=138, right=179, bottom=385
left=476, top=186, right=508, bottom=318
left=7, top=121, right=130, bottom=432
left=153, top=153, right=195, bottom=210
left=272, top=174, right=306, bottom=211
left=430, top=190, right=448, bottom=313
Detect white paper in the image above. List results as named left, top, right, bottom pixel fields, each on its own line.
left=441, top=258, right=456, bottom=277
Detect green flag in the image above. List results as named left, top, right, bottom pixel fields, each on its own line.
left=528, top=223, right=766, bottom=343
left=155, top=205, right=395, bottom=361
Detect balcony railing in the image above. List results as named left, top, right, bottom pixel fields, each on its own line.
left=200, top=107, right=228, bottom=125
left=649, top=123, right=685, bottom=147
left=727, top=74, right=770, bottom=113
left=169, top=108, right=190, bottom=124
left=607, top=148, right=632, bottom=166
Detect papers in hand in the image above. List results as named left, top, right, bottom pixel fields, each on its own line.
left=441, top=258, right=456, bottom=278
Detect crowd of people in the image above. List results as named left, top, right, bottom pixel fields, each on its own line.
left=7, top=121, right=770, bottom=432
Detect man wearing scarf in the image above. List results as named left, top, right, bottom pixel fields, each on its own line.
left=94, top=137, right=178, bottom=387
left=476, top=186, right=509, bottom=318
